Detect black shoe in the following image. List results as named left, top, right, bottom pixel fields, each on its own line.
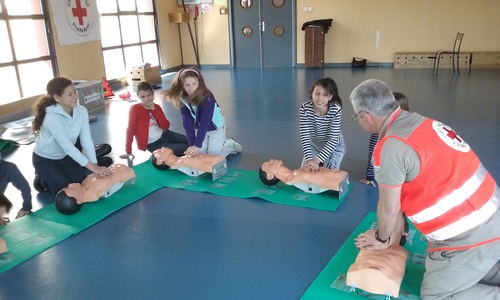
left=33, top=175, right=47, bottom=192
left=95, top=144, right=112, bottom=159
left=98, top=156, right=113, bottom=167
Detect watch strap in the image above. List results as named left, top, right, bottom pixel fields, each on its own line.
left=375, top=230, right=390, bottom=243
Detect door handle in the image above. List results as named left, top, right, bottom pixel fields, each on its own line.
left=261, top=21, right=265, bottom=32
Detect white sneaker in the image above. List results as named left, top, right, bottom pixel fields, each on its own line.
left=224, top=137, right=242, bottom=154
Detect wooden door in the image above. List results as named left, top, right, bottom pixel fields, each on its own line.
left=304, top=26, right=324, bottom=67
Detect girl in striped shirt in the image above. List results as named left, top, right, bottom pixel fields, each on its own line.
left=299, top=77, right=346, bottom=171
left=360, top=92, right=409, bottom=186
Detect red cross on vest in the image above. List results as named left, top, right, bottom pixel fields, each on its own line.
left=443, top=127, right=462, bottom=143
left=72, top=0, right=87, bottom=26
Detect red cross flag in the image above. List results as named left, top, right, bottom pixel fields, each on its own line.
left=50, top=0, right=101, bottom=46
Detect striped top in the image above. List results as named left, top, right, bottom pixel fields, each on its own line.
left=299, top=100, right=343, bottom=163
left=365, top=133, right=379, bottom=181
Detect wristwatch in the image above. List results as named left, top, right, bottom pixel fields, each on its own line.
left=375, top=230, right=390, bottom=244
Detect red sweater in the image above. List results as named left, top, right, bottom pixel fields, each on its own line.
left=125, top=103, right=170, bottom=154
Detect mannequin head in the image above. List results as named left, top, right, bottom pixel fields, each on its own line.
left=152, top=147, right=173, bottom=170
left=151, top=155, right=170, bottom=170
left=55, top=190, right=82, bottom=215
left=260, top=159, right=285, bottom=181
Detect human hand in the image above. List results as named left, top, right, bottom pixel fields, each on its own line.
left=305, top=159, right=320, bottom=173
left=119, top=153, right=135, bottom=159
left=184, top=146, right=199, bottom=157
left=354, top=229, right=390, bottom=251
left=360, top=178, right=376, bottom=187
left=16, top=210, right=30, bottom=219
left=95, top=166, right=113, bottom=178
left=141, top=102, right=155, bottom=110
left=0, top=217, right=10, bottom=226
left=88, top=163, right=113, bottom=178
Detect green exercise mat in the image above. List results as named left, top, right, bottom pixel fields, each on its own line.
left=0, top=160, right=353, bottom=275
left=0, top=216, right=78, bottom=274
left=32, top=176, right=158, bottom=233
left=133, top=161, right=353, bottom=212
left=0, top=138, right=19, bottom=153
left=0, top=167, right=161, bottom=274
left=301, top=212, right=426, bottom=300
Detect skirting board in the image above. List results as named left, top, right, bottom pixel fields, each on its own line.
left=394, top=51, right=500, bottom=68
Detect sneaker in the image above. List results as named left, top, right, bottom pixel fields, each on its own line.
left=224, top=137, right=242, bottom=154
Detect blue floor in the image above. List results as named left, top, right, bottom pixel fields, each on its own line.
left=0, top=67, right=499, bottom=299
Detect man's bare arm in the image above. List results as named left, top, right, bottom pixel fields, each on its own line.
left=376, top=185, right=402, bottom=244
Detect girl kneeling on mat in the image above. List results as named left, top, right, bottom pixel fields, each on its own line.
left=32, top=77, right=112, bottom=196
left=164, top=68, right=241, bottom=158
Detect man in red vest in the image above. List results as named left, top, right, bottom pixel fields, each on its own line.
left=350, top=79, right=500, bottom=299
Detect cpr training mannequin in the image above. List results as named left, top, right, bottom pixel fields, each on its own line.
left=260, top=159, right=349, bottom=192
left=347, top=215, right=410, bottom=298
left=55, top=164, right=135, bottom=215
left=346, top=243, right=409, bottom=297
left=152, top=147, right=226, bottom=179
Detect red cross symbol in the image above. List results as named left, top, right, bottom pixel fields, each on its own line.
left=72, top=0, right=87, bottom=26
left=443, top=127, right=462, bottom=143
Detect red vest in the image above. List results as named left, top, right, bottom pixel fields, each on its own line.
left=374, top=118, right=498, bottom=242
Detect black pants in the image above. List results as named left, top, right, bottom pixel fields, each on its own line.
left=146, top=130, right=189, bottom=157
left=32, top=153, right=89, bottom=196
left=33, top=139, right=114, bottom=195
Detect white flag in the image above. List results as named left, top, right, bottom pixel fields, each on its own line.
left=50, top=0, right=101, bottom=46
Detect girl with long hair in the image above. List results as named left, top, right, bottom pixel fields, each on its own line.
left=32, top=77, right=111, bottom=196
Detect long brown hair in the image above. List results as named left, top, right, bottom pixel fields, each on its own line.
left=309, top=77, right=342, bottom=108
left=32, top=77, right=73, bottom=133
left=164, top=68, right=208, bottom=108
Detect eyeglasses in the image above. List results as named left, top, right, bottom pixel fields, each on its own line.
left=351, top=110, right=365, bottom=120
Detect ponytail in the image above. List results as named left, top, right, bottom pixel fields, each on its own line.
left=32, top=77, right=73, bottom=133
left=32, top=96, right=57, bottom=133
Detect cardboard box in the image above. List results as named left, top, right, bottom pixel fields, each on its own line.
left=128, top=66, right=161, bottom=85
